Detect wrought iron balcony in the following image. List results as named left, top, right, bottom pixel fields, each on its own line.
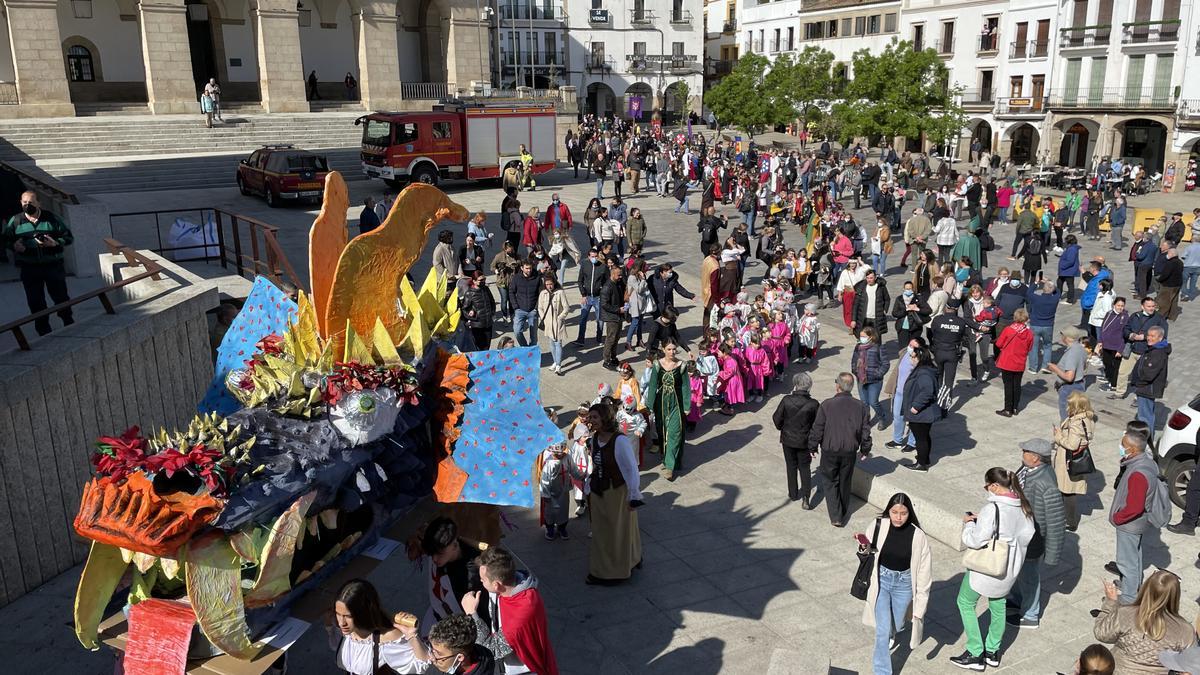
left=670, top=9, right=693, bottom=25
left=1121, top=20, right=1181, bottom=44
left=1059, top=25, right=1113, bottom=49
left=933, top=38, right=955, bottom=56
left=995, top=96, right=1047, bottom=115
left=498, top=3, right=564, bottom=22
left=630, top=8, right=655, bottom=25
left=960, top=89, right=996, bottom=106
left=1048, top=87, right=1177, bottom=110
left=586, top=55, right=615, bottom=73
left=977, top=32, right=999, bottom=53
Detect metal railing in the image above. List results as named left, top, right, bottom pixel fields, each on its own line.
left=995, top=96, right=1048, bottom=115
left=1030, top=40, right=1049, bottom=57
left=499, top=50, right=565, bottom=67
left=498, top=3, right=564, bottom=21
left=723, top=21, right=736, bottom=33
left=0, top=238, right=164, bottom=351
left=108, top=208, right=301, bottom=291
left=1121, top=21, right=1180, bottom=44
left=1048, top=87, right=1178, bottom=110
left=752, top=39, right=763, bottom=53
left=709, top=59, right=734, bottom=76
left=586, top=55, right=615, bottom=73
left=978, top=33, right=999, bottom=52
left=670, top=9, right=693, bottom=25
left=1060, top=25, right=1112, bottom=47
left=934, top=38, right=954, bottom=55
left=401, top=82, right=450, bottom=100
left=769, top=38, right=779, bottom=53
left=0, top=82, right=17, bottom=105
left=630, top=8, right=654, bottom=24
left=960, top=89, right=995, bottom=105
left=668, top=58, right=701, bottom=73
left=0, top=161, right=79, bottom=205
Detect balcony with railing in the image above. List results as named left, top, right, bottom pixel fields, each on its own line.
left=934, top=38, right=954, bottom=56
left=499, top=50, right=566, bottom=69
left=1059, top=25, right=1113, bottom=48
left=1121, top=19, right=1181, bottom=44
left=977, top=32, right=999, bottom=53
left=995, top=96, right=1048, bottom=115
left=401, top=82, right=450, bottom=100
left=586, top=55, right=615, bottom=73
left=670, top=9, right=693, bottom=25
left=709, top=59, right=734, bottom=76
left=1030, top=39, right=1049, bottom=57
left=1179, top=99, right=1200, bottom=128
left=752, top=39, right=763, bottom=53
left=960, top=89, right=996, bottom=107
left=723, top=20, right=736, bottom=33
left=668, top=58, right=702, bottom=74
left=630, top=8, right=655, bottom=25
left=1048, top=86, right=1177, bottom=110
left=768, top=38, right=779, bottom=53
left=499, top=3, right=564, bottom=22
left=1009, top=40, right=1028, bottom=58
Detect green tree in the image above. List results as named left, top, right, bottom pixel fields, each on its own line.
left=832, top=40, right=964, bottom=149
left=767, top=46, right=836, bottom=125
left=703, top=53, right=775, bottom=137
left=671, top=80, right=691, bottom=114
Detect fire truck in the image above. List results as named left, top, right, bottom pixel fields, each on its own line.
left=357, top=101, right=558, bottom=187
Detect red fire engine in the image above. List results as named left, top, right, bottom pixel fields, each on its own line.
left=357, top=101, right=558, bottom=187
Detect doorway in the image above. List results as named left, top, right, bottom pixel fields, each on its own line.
left=1059, top=123, right=1090, bottom=168
left=185, top=1, right=216, bottom=95
left=1010, top=124, right=1038, bottom=164
left=1120, top=119, right=1168, bottom=173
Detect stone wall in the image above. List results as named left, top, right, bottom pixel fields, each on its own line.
left=0, top=252, right=219, bottom=607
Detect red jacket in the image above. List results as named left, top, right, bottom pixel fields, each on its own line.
left=542, top=202, right=572, bottom=232
left=995, top=322, right=1034, bottom=372
left=522, top=215, right=541, bottom=248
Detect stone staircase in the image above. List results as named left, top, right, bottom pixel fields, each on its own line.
left=0, top=112, right=370, bottom=194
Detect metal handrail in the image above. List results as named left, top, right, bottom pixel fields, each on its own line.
left=0, top=161, right=79, bottom=205
left=0, top=238, right=163, bottom=350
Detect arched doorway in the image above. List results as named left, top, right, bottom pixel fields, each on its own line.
left=1120, top=119, right=1168, bottom=173
left=586, top=82, right=616, bottom=117
left=970, top=120, right=992, bottom=152
left=57, top=0, right=148, bottom=103
left=1009, top=123, right=1039, bottom=165
left=663, top=80, right=688, bottom=124
left=624, top=82, right=652, bottom=121
left=417, top=0, right=449, bottom=84
left=1059, top=122, right=1091, bottom=168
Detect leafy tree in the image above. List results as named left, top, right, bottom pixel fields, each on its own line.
left=672, top=80, right=690, bottom=113
left=832, top=40, right=964, bottom=149
left=703, top=53, right=775, bottom=137
left=767, top=47, right=836, bottom=124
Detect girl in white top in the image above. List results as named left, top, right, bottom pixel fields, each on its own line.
left=1088, top=279, right=1115, bottom=329
left=334, top=579, right=432, bottom=675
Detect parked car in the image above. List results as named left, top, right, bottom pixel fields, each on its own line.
left=1156, top=394, right=1199, bottom=508
left=236, top=145, right=328, bottom=207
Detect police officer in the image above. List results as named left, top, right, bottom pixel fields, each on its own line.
left=927, top=300, right=970, bottom=399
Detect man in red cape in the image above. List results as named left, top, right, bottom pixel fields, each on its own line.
left=464, top=546, right=559, bottom=675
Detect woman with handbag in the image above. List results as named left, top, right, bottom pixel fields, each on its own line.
left=1052, top=391, right=1096, bottom=531
left=855, top=493, right=933, bottom=675
left=951, top=467, right=1035, bottom=671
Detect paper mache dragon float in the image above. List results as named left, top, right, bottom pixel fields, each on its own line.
left=71, top=175, right=564, bottom=662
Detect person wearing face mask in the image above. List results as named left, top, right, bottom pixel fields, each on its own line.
left=891, top=282, right=931, bottom=350
left=1106, top=433, right=1169, bottom=605
left=1118, top=296, right=1167, bottom=400
left=1, top=191, right=74, bottom=335
left=898, top=345, right=941, bottom=471
left=1005, top=439, right=1066, bottom=631
left=426, top=614, right=496, bottom=674
left=927, top=302, right=970, bottom=401
left=1130, top=325, right=1169, bottom=441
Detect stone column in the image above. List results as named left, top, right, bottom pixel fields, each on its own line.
left=355, top=1, right=401, bottom=110
left=139, top=0, right=201, bottom=114
left=443, top=3, right=489, bottom=91
left=2, top=0, right=74, bottom=118
left=253, top=0, right=308, bottom=112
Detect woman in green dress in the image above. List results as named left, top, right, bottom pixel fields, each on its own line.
left=643, top=339, right=691, bottom=481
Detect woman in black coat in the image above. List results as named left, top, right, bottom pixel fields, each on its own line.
left=460, top=273, right=496, bottom=350
left=891, top=280, right=932, bottom=349
left=900, top=346, right=941, bottom=471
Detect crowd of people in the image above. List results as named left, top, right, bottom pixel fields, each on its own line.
left=341, top=111, right=1200, bottom=674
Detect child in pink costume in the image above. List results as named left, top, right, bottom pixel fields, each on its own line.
left=685, top=360, right=705, bottom=431
left=743, top=334, right=771, bottom=403
left=766, top=310, right=791, bottom=374
left=717, top=344, right=745, bottom=415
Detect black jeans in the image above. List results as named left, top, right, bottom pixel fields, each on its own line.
left=910, top=421, right=933, bottom=466
left=935, top=352, right=959, bottom=396
left=20, top=263, right=72, bottom=336
left=1181, top=468, right=1200, bottom=526
left=783, top=445, right=814, bottom=501
left=1062, top=493, right=1080, bottom=530
left=1135, top=266, right=1154, bottom=297
left=1101, top=348, right=1122, bottom=388
left=602, top=320, right=622, bottom=365
left=820, top=452, right=856, bottom=524
left=470, top=327, right=491, bottom=351
left=1057, top=275, right=1076, bottom=303
left=1002, top=369, right=1023, bottom=413
left=1011, top=232, right=1030, bottom=257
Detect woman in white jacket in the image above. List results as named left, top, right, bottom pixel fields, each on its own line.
left=934, top=216, right=960, bottom=265
left=951, top=467, right=1036, bottom=671
left=858, top=492, right=933, bottom=675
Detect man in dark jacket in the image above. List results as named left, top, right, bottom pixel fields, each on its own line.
left=1119, top=296, right=1167, bottom=398
left=860, top=163, right=882, bottom=203
left=1007, top=438, right=1066, bottom=629
left=574, top=247, right=607, bottom=345
left=850, top=270, right=891, bottom=338
left=1130, top=326, right=1169, bottom=440
left=1153, top=241, right=1183, bottom=322
left=508, top=261, right=541, bottom=347
left=1164, top=211, right=1186, bottom=246
left=697, top=208, right=727, bottom=256
left=772, top=372, right=820, bottom=508
left=599, top=266, right=626, bottom=369
left=648, top=264, right=695, bottom=317
left=808, top=372, right=872, bottom=527
left=927, top=302, right=970, bottom=396
left=1, top=192, right=74, bottom=335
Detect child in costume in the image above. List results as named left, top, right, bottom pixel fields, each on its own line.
left=592, top=382, right=614, bottom=407
left=766, top=309, right=791, bottom=375
left=796, top=302, right=821, bottom=362
left=685, top=360, right=705, bottom=431
left=696, top=338, right=721, bottom=409
left=717, top=343, right=745, bottom=415
left=538, top=444, right=572, bottom=540
left=564, top=404, right=593, bottom=517
left=615, top=394, right=648, bottom=464
left=614, top=363, right=642, bottom=409
left=743, top=333, right=770, bottom=403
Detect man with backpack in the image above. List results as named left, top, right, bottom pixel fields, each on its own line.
left=1107, top=430, right=1172, bottom=603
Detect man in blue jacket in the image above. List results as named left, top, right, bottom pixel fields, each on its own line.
left=1025, top=281, right=1060, bottom=373
left=1116, top=296, right=1167, bottom=399
left=1109, top=191, right=1127, bottom=250
left=1056, top=235, right=1081, bottom=304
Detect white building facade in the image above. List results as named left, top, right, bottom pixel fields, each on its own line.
left=740, top=0, right=903, bottom=78
left=564, top=0, right=706, bottom=119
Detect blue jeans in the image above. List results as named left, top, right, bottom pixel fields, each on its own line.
left=577, top=296, right=602, bottom=342
left=801, top=172, right=811, bottom=193
left=744, top=208, right=757, bottom=236
left=828, top=180, right=840, bottom=200
left=1136, top=395, right=1157, bottom=440
left=873, top=567, right=913, bottom=675
left=497, top=287, right=511, bottom=319
left=513, top=308, right=538, bottom=347
left=1184, top=267, right=1200, bottom=299
left=868, top=182, right=880, bottom=204
left=550, top=340, right=562, bottom=368
left=625, top=314, right=644, bottom=345
left=1058, top=381, right=1084, bottom=420
left=891, top=394, right=916, bottom=446
left=859, top=381, right=886, bottom=423
left=872, top=253, right=888, bottom=275
left=1010, top=555, right=1043, bottom=621
left=1028, top=324, right=1054, bottom=371
left=1115, top=529, right=1143, bottom=604
left=674, top=195, right=691, bottom=213
left=595, top=177, right=605, bottom=198
left=555, top=257, right=569, bottom=286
